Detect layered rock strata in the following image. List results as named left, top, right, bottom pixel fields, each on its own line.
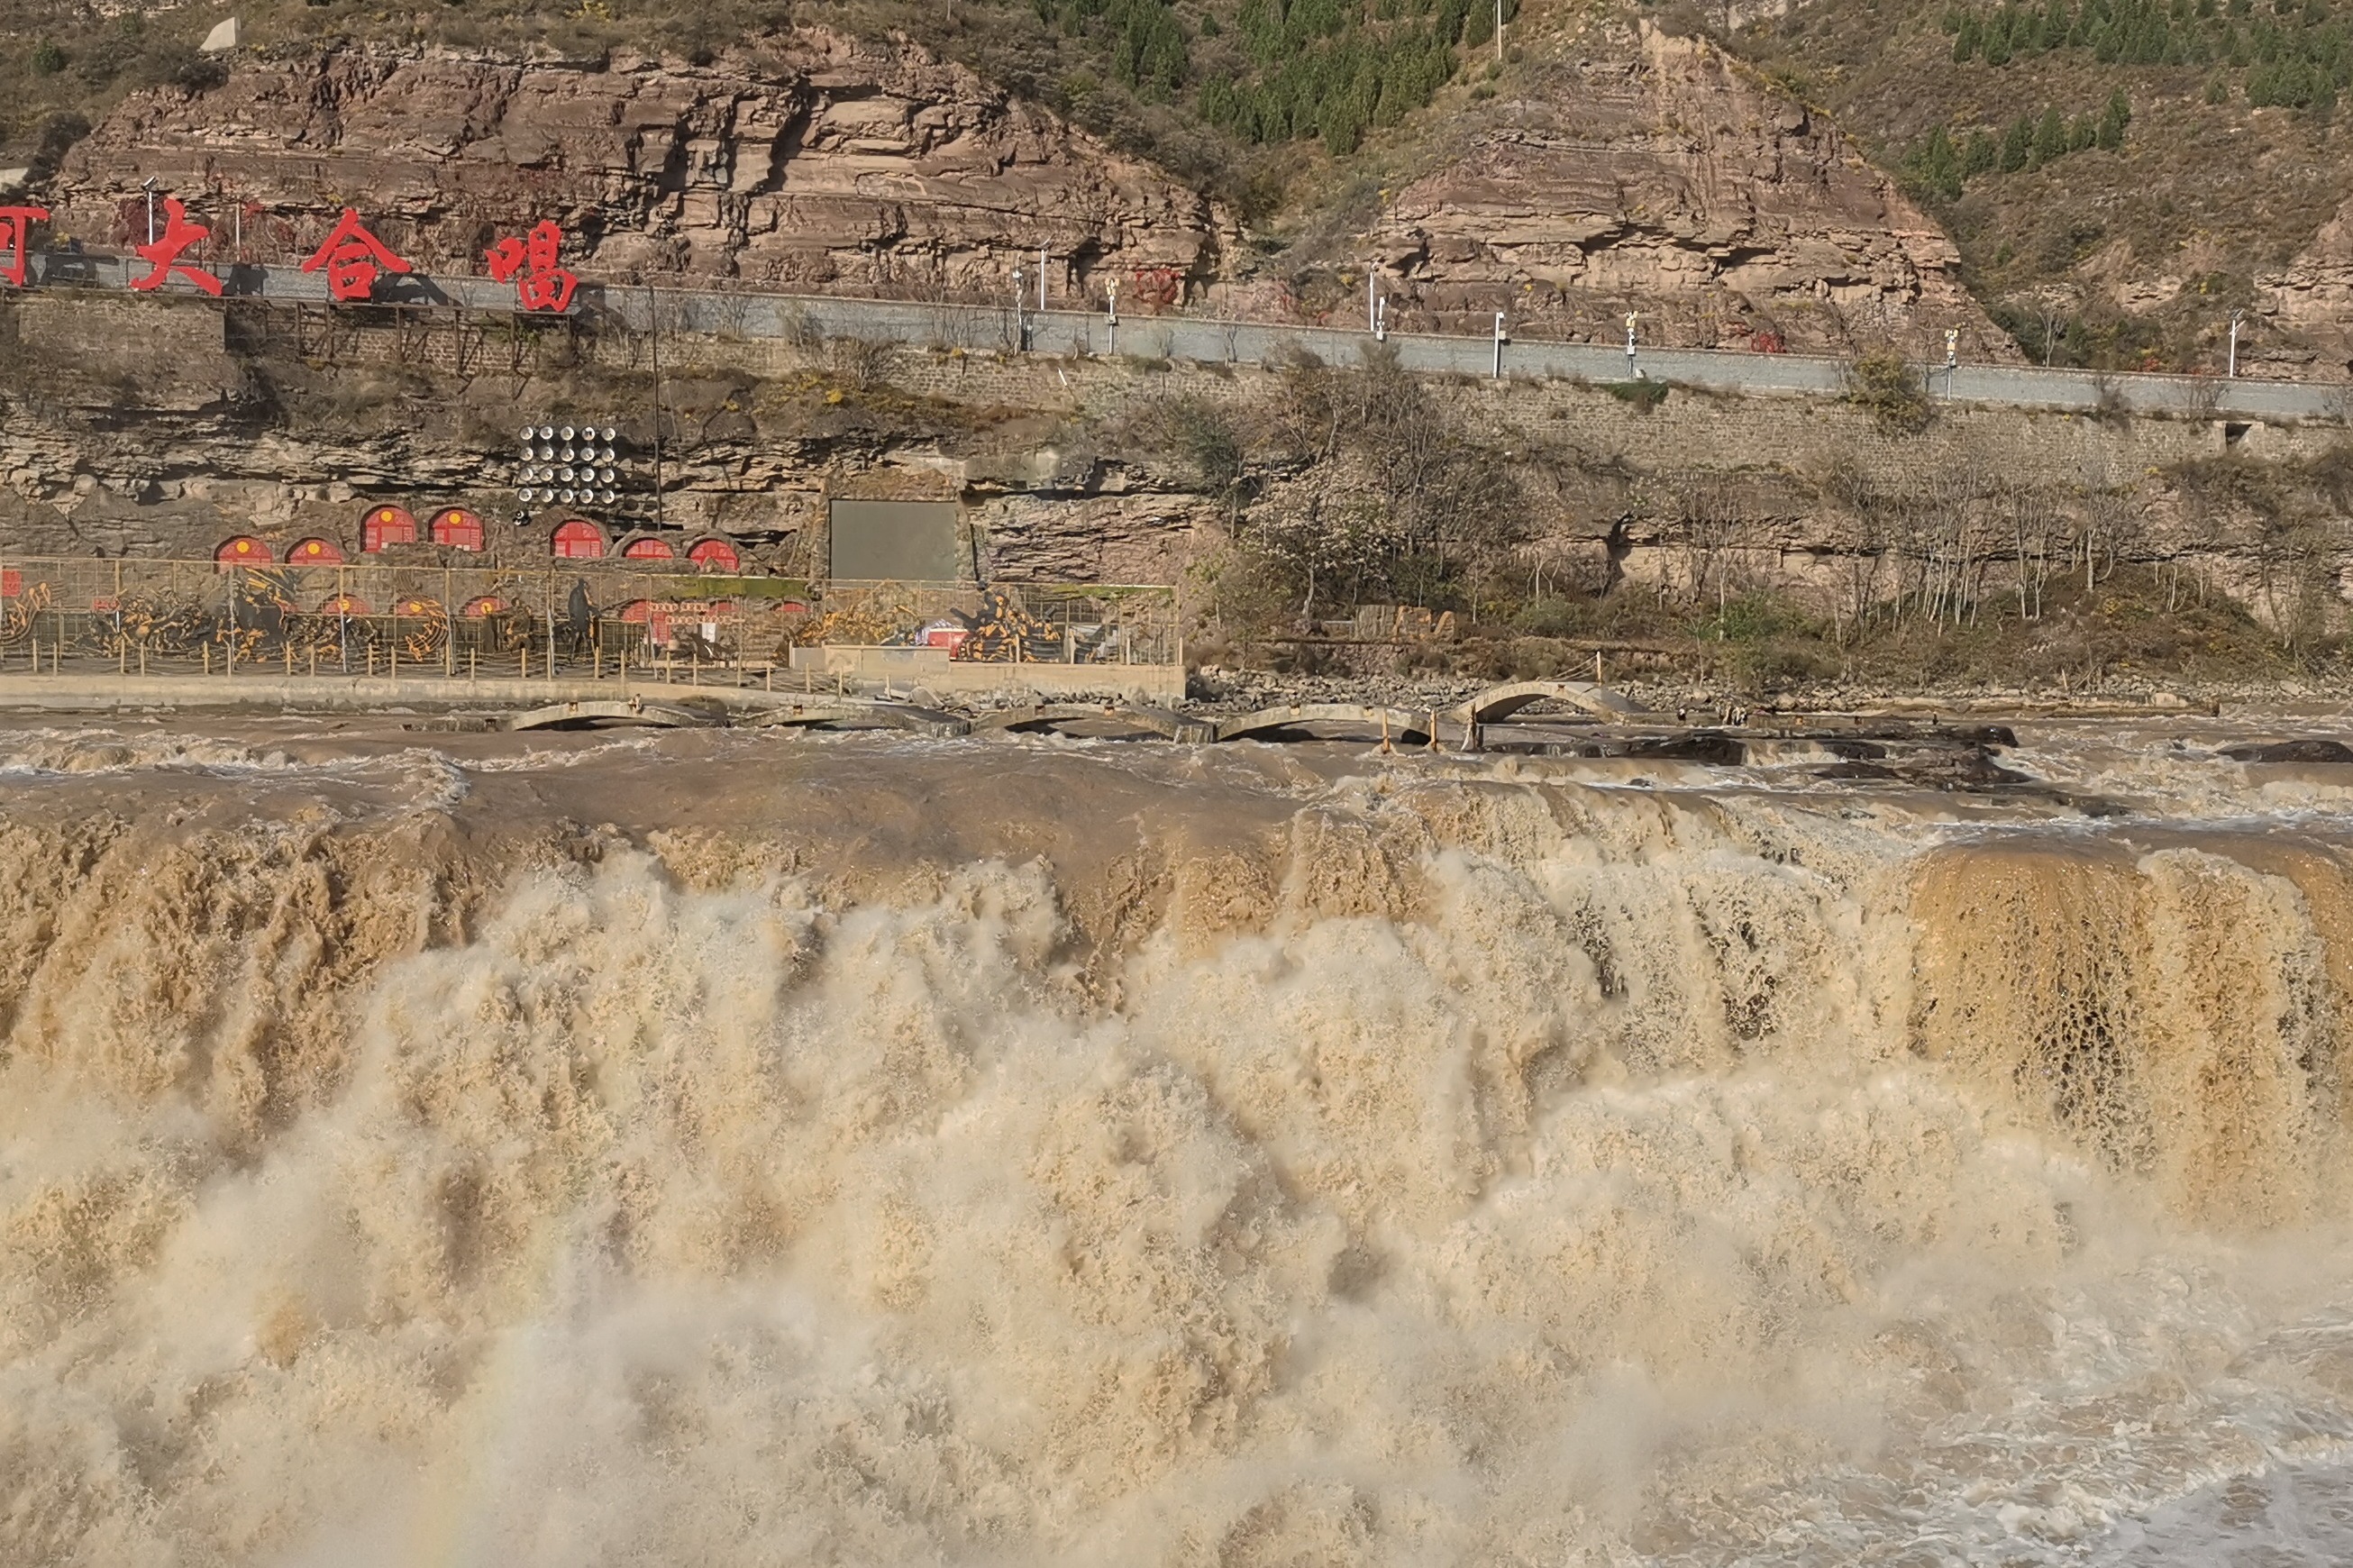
left=44, top=32, right=1229, bottom=305
left=0, top=294, right=2332, bottom=627
left=2259, top=196, right=2353, bottom=380
left=40, top=21, right=2011, bottom=359
left=1363, top=26, right=2013, bottom=359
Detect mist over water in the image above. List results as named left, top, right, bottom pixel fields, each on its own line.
left=9, top=723, right=2353, bottom=1563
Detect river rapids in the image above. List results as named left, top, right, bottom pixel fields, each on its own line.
left=6, top=716, right=2353, bottom=1564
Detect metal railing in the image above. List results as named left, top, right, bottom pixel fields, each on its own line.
left=13, top=254, right=2349, bottom=423
left=806, top=581, right=1181, bottom=667
left=0, top=558, right=1179, bottom=681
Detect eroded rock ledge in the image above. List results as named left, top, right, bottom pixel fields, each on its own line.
left=45, top=31, right=1232, bottom=301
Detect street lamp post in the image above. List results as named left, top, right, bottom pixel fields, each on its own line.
left=2229, top=309, right=2244, bottom=379
left=140, top=177, right=159, bottom=247
left=1493, top=312, right=1508, bottom=379
left=1625, top=312, right=1638, bottom=376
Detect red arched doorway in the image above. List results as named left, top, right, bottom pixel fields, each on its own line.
left=552, top=519, right=605, bottom=560
left=622, top=536, right=675, bottom=561
left=431, top=508, right=486, bottom=551
left=689, top=538, right=742, bottom=573
left=288, top=537, right=344, bottom=565
left=361, top=506, right=418, bottom=552
left=215, top=536, right=273, bottom=567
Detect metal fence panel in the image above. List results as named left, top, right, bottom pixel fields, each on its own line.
left=0, top=559, right=1179, bottom=679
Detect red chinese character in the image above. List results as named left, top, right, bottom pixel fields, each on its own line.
left=300, top=207, right=412, bottom=302
left=485, top=219, right=578, bottom=314
left=130, top=196, right=222, bottom=296
left=0, top=205, right=47, bottom=288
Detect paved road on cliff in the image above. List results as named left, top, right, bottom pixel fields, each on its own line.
left=27, top=253, right=2345, bottom=424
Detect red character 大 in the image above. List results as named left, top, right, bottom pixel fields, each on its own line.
left=0, top=205, right=47, bottom=288
left=130, top=196, right=223, bottom=296
left=485, top=220, right=578, bottom=314
left=301, top=207, right=412, bottom=302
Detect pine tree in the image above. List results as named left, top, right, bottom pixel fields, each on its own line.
left=1910, top=124, right=1965, bottom=200
left=2032, top=105, right=2068, bottom=163
left=1956, top=13, right=1984, bottom=58
left=2097, top=88, right=2132, bottom=146
left=2000, top=114, right=2034, bottom=169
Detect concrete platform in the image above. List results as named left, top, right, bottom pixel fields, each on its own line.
left=0, top=672, right=798, bottom=714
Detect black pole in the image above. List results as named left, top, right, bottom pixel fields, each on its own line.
left=646, top=282, right=667, bottom=532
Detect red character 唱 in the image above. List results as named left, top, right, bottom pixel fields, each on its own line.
left=0, top=205, right=47, bottom=288
left=301, top=207, right=412, bottom=302
left=130, top=196, right=222, bottom=296
left=485, top=220, right=579, bottom=314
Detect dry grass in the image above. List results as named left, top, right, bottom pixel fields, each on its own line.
left=1728, top=0, right=2353, bottom=373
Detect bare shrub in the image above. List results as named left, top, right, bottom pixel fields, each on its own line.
left=1844, top=345, right=1931, bottom=431
left=825, top=335, right=893, bottom=391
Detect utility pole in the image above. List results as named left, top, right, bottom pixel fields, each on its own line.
left=645, top=283, right=667, bottom=531
left=1367, top=270, right=1378, bottom=334
left=1014, top=267, right=1026, bottom=351
left=1625, top=312, right=1638, bottom=376
left=1106, top=278, right=1117, bottom=357
left=1038, top=247, right=1047, bottom=313
left=1496, top=0, right=1505, bottom=60
left=141, top=177, right=159, bottom=247
left=1493, top=312, right=1508, bottom=379
left=2228, top=308, right=2244, bottom=378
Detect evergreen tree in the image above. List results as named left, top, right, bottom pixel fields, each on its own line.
left=1910, top=125, right=1965, bottom=199
left=2033, top=104, right=2068, bottom=163
left=2001, top=114, right=2035, bottom=168
left=2097, top=87, right=2132, bottom=146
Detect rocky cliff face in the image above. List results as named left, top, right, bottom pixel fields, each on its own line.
left=2261, top=198, right=2353, bottom=382
left=4, top=291, right=2316, bottom=630
left=1363, top=26, right=2013, bottom=359
left=45, top=32, right=1230, bottom=305
left=39, top=20, right=2010, bottom=357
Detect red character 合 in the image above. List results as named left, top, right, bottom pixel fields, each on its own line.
left=300, top=207, right=412, bottom=302
left=130, top=196, right=222, bottom=296
left=0, top=205, right=47, bottom=288
left=485, top=220, right=579, bottom=314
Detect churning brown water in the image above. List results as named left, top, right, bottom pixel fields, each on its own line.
left=9, top=716, right=2353, bottom=1564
